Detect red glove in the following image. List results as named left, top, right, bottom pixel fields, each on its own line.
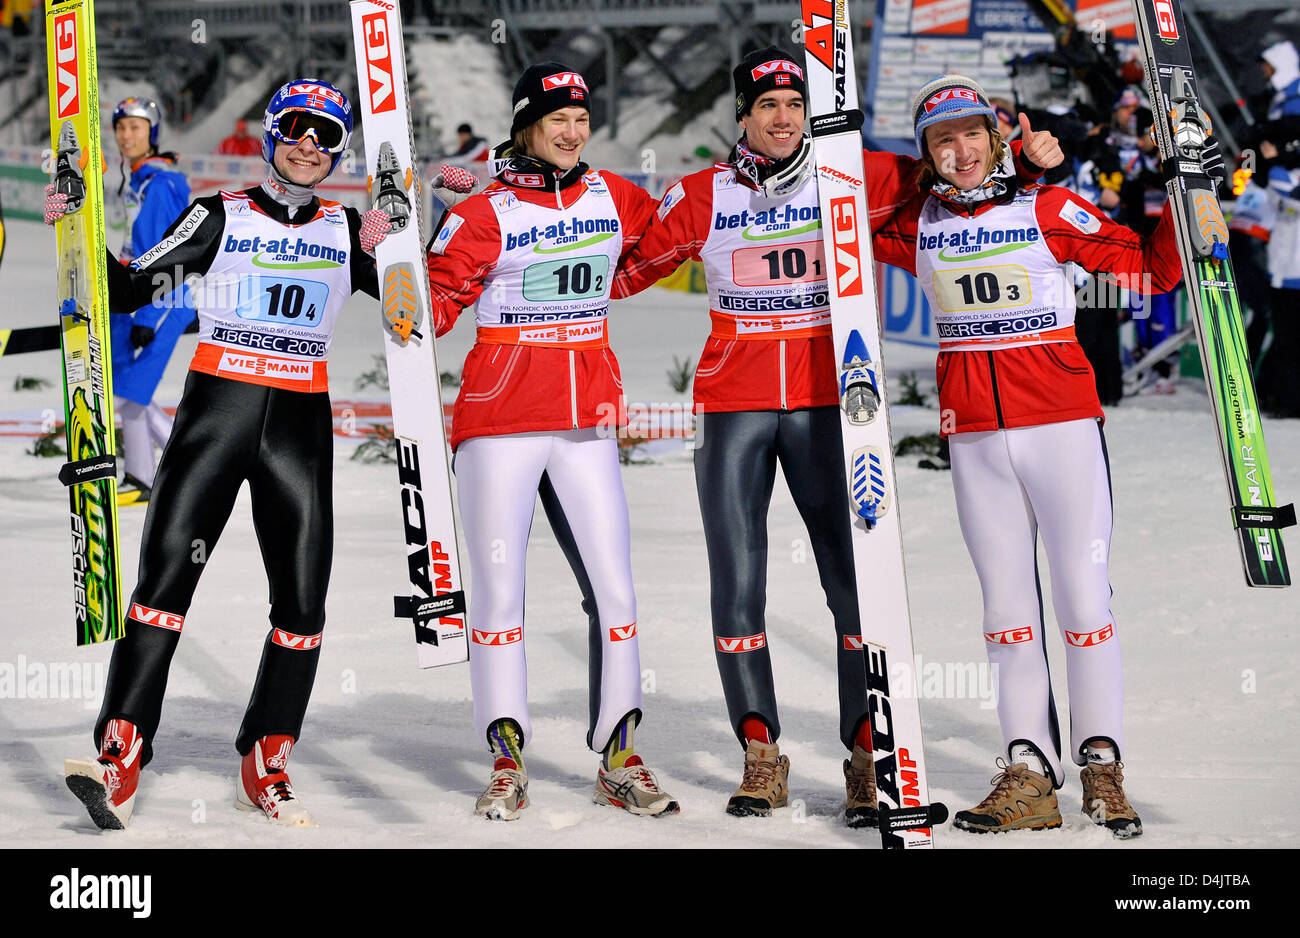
left=44, top=184, right=71, bottom=226
left=433, top=164, right=477, bottom=193
left=359, top=208, right=392, bottom=256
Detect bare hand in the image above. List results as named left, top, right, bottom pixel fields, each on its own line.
left=1260, top=140, right=1278, bottom=160
left=1019, top=112, right=1064, bottom=171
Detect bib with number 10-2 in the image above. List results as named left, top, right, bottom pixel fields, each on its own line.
left=473, top=172, right=623, bottom=346
left=915, top=189, right=1076, bottom=352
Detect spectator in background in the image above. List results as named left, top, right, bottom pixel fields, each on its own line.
left=989, top=97, right=1018, bottom=142
left=1070, top=90, right=1146, bottom=404
left=1259, top=133, right=1300, bottom=418
left=216, top=118, right=262, bottom=157
left=1261, top=40, right=1300, bottom=120
left=110, top=97, right=195, bottom=505
left=1120, top=109, right=1181, bottom=395
left=1229, top=171, right=1276, bottom=374
left=453, top=122, right=489, bottom=162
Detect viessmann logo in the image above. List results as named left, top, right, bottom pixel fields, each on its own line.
left=362, top=11, right=397, bottom=114
left=54, top=12, right=80, bottom=119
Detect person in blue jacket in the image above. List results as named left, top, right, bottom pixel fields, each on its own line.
left=110, top=97, right=195, bottom=505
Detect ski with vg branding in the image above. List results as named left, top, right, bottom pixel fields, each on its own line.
left=351, top=0, right=468, bottom=666
left=799, top=0, right=947, bottom=848
left=46, top=0, right=124, bottom=645
left=1130, top=0, right=1294, bottom=586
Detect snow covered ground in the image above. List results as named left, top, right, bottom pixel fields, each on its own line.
left=1, top=217, right=1297, bottom=849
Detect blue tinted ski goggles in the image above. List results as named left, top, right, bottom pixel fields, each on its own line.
left=269, top=110, right=349, bottom=153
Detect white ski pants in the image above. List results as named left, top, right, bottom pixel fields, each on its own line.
left=950, top=418, right=1123, bottom=785
left=117, top=398, right=173, bottom=487
left=455, top=428, right=641, bottom=752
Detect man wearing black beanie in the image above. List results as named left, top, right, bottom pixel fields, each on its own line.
left=424, top=62, right=679, bottom=823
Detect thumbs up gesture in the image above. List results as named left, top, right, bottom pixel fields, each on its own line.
left=1018, top=112, right=1064, bottom=171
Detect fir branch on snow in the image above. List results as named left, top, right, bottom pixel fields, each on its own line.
left=440, top=369, right=461, bottom=388
left=666, top=355, right=694, bottom=394
left=351, top=424, right=398, bottom=464
left=355, top=355, right=390, bottom=392
left=28, top=427, right=64, bottom=458
left=897, top=371, right=929, bottom=407
left=618, top=433, right=653, bottom=465
left=13, top=375, right=49, bottom=391
left=894, top=432, right=942, bottom=458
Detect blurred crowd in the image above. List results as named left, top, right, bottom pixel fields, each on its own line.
left=1006, top=35, right=1300, bottom=418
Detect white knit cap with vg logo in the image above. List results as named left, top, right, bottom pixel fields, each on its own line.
left=911, top=75, right=996, bottom=154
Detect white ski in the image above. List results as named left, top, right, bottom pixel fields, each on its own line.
left=350, top=0, right=467, bottom=667
left=799, top=0, right=946, bottom=848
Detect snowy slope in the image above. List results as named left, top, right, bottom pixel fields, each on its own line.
left=0, top=217, right=1297, bottom=849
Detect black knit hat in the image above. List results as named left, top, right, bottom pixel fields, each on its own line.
left=733, top=47, right=806, bottom=120
left=511, top=62, right=591, bottom=136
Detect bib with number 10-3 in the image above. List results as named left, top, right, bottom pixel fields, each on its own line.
left=915, top=190, right=1076, bottom=351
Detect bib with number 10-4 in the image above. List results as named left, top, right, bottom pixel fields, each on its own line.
left=473, top=172, right=623, bottom=348
left=698, top=168, right=831, bottom=340
left=189, top=192, right=353, bottom=392
left=915, top=190, right=1076, bottom=352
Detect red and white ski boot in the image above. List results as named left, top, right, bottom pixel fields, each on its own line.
left=65, top=718, right=144, bottom=830
left=236, top=734, right=317, bottom=827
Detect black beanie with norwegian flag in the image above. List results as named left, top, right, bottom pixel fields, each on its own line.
left=733, top=47, right=807, bottom=120
left=510, top=62, right=591, bottom=136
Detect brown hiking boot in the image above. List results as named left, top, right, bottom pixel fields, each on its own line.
left=953, top=759, right=1062, bottom=833
left=1081, top=761, right=1142, bottom=839
left=843, top=745, right=878, bottom=829
left=726, top=740, right=789, bottom=817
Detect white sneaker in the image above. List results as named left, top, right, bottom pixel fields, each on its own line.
left=594, top=756, right=680, bottom=817
left=235, top=735, right=316, bottom=827
left=475, top=758, right=529, bottom=821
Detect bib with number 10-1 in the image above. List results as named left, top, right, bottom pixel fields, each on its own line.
left=699, top=168, right=831, bottom=339
left=188, top=191, right=353, bottom=392
left=915, top=190, right=1076, bottom=352
left=473, top=172, right=623, bottom=348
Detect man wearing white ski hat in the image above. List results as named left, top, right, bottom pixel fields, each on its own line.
left=867, top=71, right=1188, bottom=839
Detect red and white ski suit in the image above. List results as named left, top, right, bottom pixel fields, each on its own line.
left=874, top=183, right=1182, bottom=782
left=425, top=167, right=658, bottom=752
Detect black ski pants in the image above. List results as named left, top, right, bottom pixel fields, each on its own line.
left=694, top=407, right=869, bottom=751
left=95, top=372, right=333, bottom=766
